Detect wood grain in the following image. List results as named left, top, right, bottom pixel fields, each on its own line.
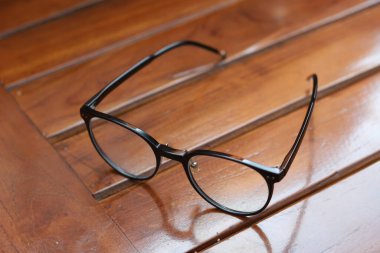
left=10, top=0, right=376, bottom=140
left=0, top=88, right=137, bottom=252
left=0, top=0, right=101, bottom=38
left=205, top=162, right=380, bottom=253
left=100, top=72, right=380, bottom=253
left=0, top=0, right=231, bottom=86
left=3, top=1, right=379, bottom=251
left=55, top=5, right=380, bottom=198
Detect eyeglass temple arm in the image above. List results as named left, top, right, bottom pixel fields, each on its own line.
left=278, top=74, right=318, bottom=181
left=85, top=40, right=226, bottom=108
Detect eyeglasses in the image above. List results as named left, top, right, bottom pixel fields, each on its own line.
left=80, top=40, right=318, bottom=216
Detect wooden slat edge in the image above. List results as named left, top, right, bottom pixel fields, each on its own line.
left=0, top=0, right=103, bottom=39
left=46, top=0, right=380, bottom=142
left=225, top=0, right=380, bottom=64
left=99, top=71, right=380, bottom=252
left=92, top=64, right=380, bottom=200
left=201, top=160, right=380, bottom=252
left=5, top=0, right=239, bottom=90
left=189, top=152, right=380, bottom=253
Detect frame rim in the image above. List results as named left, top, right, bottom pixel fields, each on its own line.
left=81, top=106, right=279, bottom=215
left=183, top=150, right=274, bottom=216
left=82, top=106, right=162, bottom=180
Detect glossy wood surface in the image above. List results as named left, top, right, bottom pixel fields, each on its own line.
left=0, top=0, right=101, bottom=38
left=2, top=1, right=380, bottom=252
left=0, top=0, right=230, bottom=86
left=56, top=5, right=380, bottom=198
left=0, top=88, right=136, bottom=252
left=9, top=0, right=373, bottom=140
left=205, top=162, right=380, bottom=253
left=99, top=72, right=380, bottom=252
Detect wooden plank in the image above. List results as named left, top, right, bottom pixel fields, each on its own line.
left=205, top=162, right=380, bottom=253
left=0, top=88, right=137, bottom=251
left=55, top=5, right=380, bottom=198
left=10, top=0, right=376, bottom=140
left=0, top=0, right=231, bottom=86
left=100, top=72, right=380, bottom=253
left=0, top=0, right=102, bottom=38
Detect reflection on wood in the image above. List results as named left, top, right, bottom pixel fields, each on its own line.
left=1, top=1, right=379, bottom=251
left=205, top=162, right=380, bottom=252
left=56, top=5, right=380, bottom=198
left=101, top=72, right=380, bottom=253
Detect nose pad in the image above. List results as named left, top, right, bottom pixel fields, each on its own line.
left=189, top=159, right=199, bottom=172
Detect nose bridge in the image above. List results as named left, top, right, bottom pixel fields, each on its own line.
left=158, top=144, right=186, bottom=162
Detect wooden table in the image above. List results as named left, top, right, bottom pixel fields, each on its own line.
left=1, top=1, right=380, bottom=252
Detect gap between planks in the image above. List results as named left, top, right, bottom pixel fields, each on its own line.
left=189, top=151, right=380, bottom=253
left=91, top=64, right=380, bottom=200
left=4, top=0, right=240, bottom=91
left=37, top=0, right=380, bottom=144
left=0, top=0, right=104, bottom=40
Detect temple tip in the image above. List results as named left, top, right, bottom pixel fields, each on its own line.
left=307, top=73, right=317, bottom=83
left=307, top=73, right=318, bottom=98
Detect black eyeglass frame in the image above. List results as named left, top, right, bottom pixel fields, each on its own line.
left=80, top=40, right=318, bottom=216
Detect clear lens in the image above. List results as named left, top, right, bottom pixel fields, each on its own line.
left=188, top=155, right=269, bottom=213
left=90, top=117, right=158, bottom=179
